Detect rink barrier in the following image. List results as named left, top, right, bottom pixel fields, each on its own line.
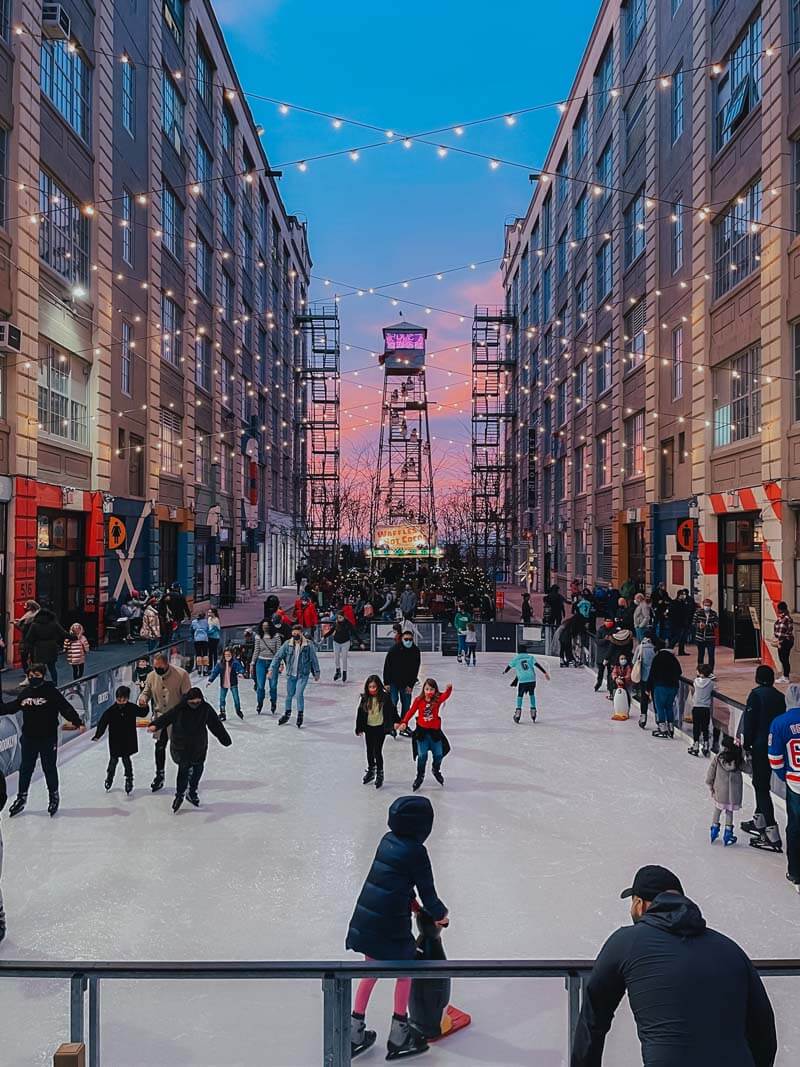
left=1, top=958, right=797, bottom=1067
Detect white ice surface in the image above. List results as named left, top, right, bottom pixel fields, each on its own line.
left=1, top=653, right=798, bottom=1066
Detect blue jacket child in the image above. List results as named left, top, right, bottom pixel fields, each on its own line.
left=207, top=649, right=246, bottom=720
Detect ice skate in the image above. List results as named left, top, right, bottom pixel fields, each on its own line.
left=710, top=824, right=720, bottom=844
left=667, top=723, right=675, bottom=738
left=652, top=726, right=669, bottom=739
left=375, top=771, right=384, bottom=789
left=186, top=792, right=200, bottom=807
left=530, top=707, right=537, bottom=722
left=432, top=765, right=444, bottom=786
left=47, top=792, right=60, bottom=817
left=343, top=671, right=347, bottom=683
left=334, top=668, right=341, bottom=681
left=151, top=772, right=165, bottom=792
left=270, top=701, right=277, bottom=715
left=105, top=770, right=115, bottom=790
left=256, top=701, right=263, bottom=715
left=363, top=767, right=375, bottom=785
left=236, top=708, right=244, bottom=719
left=350, top=1013, right=376, bottom=1059
left=723, top=826, right=737, bottom=847
left=219, top=711, right=227, bottom=721
left=297, top=712, right=304, bottom=729
left=749, top=825, right=783, bottom=853
left=412, top=773, right=424, bottom=792
left=702, top=742, right=710, bottom=757
left=638, top=714, right=647, bottom=730
left=787, top=874, right=800, bottom=893
left=513, top=709, right=521, bottom=724
left=172, top=794, right=184, bottom=813
left=125, top=777, right=134, bottom=795
left=593, top=683, right=601, bottom=692
left=278, top=712, right=290, bottom=725
left=687, top=742, right=699, bottom=757
left=386, top=1014, right=428, bottom=1060
left=8, top=794, right=27, bottom=818
left=741, top=815, right=765, bottom=835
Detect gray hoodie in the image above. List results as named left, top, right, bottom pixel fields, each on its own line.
left=692, top=675, right=715, bottom=708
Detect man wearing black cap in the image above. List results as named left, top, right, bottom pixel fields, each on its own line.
left=571, top=864, right=777, bottom=1067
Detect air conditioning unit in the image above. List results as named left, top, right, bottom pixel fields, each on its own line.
left=42, top=4, right=71, bottom=41
left=0, top=323, right=22, bottom=353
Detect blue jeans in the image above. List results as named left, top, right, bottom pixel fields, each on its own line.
left=285, top=673, right=309, bottom=713
left=417, top=733, right=444, bottom=769
left=148, top=637, right=160, bottom=652
left=653, top=684, right=678, bottom=725
left=255, top=659, right=278, bottom=707
left=457, top=634, right=467, bottom=657
left=220, top=686, right=241, bottom=714
left=390, top=684, right=412, bottom=717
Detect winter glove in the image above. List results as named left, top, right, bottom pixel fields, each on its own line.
left=509, top=676, right=518, bottom=687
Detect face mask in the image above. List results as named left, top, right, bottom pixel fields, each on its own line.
left=188, top=701, right=202, bottom=709
left=704, top=605, right=711, bottom=612
left=402, top=639, right=413, bottom=648
left=28, top=676, right=44, bottom=687
left=293, top=635, right=302, bottom=643
left=619, top=659, right=628, bottom=667
left=155, top=666, right=167, bottom=676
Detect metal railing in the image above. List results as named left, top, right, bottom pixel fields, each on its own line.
left=1, top=957, right=797, bottom=1066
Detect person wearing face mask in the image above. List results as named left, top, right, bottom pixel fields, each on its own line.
left=92, top=685, right=140, bottom=794
left=383, top=630, right=422, bottom=719
left=355, top=675, right=398, bottom=789
left=693, top=597, right=719, bottom=671
left=207, top=646, right=246, bottom=721
left=610, top=655, right=632, bottom=719
left=269, top=625, right=321, bottom=728
left=0, top=663, right=85, bottom=817
left=571, top=865, right=777, bottom=1067
left=669, top=588, right=696, bottom=656
left=333, top=611, right=355, bottom=683
left=148, top=686, right=232, bottom=812
left=137, top=651, right=191, bottom=792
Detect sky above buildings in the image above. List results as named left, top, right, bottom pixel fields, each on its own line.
left=216, top=0, right=600, bottom=481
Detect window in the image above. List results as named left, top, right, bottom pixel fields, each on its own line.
left=794, top=0, right=800, bottom=55
left=623, top=188, right=646, bottom=266
left=624, top=76, right=646, bottom=161
left=161, top=294, right=182, bottom=366
left=713, top=179, right=762, bottom=299
left=661, top=438, right=675, bottom=498
left=596, top=138, right=612, bottom=204
left=161, top=182, right=183, bottom=261
left=624, top=299, right=646, bottom=367
left=530, top=284, right=540, bottom=326
left=595, top=42, right=613, bottom=119
left=162, top=70, right=184, bottom=154
left=196, top=138, right=213, bottom=194
left=575, top=444, right=586, bottom=494
left=715, top=16, right=762, bottom=150
left=38, top=344, right=89, bottom=446
left=120, top=58, right=135, bottom=136
left=38, top=171, right=89, bottom=286
left=596, top=334, right=612, bottom=395
left=196, top=433, right=211, bottom=485
left=128, top=434, right=144, bottom=497
left=575, top=359, right=587, bottom=409
left=0, top=1, right=9, bottom=41
left=221, top=187, right=235, bottom=242
left=556, top=380, right=567, bottom=426
left=222, top=271, right=235, bottom=321
left=120, top=190, right=133, bottom=266
left=243, top=227, right=254, bottom=272
left=713, top=345, right=761, bottom=446
left=623, top=411, right=645, bottom=478
left=573, top=104, right=588, bottom=164
left=574, top=529, right=587, bottom=576
left=596, top=241, right=612, bottom=303
left=671, top=324, right=684, bottom=400
left=623, top=0, right=645, bottom=58
left=543, top=465, right=553, bottom=520
left=575, top=274, right=589, bottom=321
left=163, top=0, right=184, bottom=48
left=196, top=235, right=213, bottom=296
left=159, top=410, right=182, bottom=475
left=542, top=265, right=552, bottom=320
left=197, top=40, right=214, bottom=112
left=794, top=324, right=800, bottom=421
left=595, top=435, right=610, bottom=487
left=222, top=103, right=235, bottom=157
left=541, top=192, right=552, bottom=249
left=221, top=356, right=234, bottom=409
left=243, top=301, right=253, bottom=349
left=671, top=64, right=684, bottom=143
left=40, top=40, right=91, bottom=142
left=678, top=430, right=686, bottom=463
left=120, top=321, right=132, bottom=396
left=195, top=335, right=212, bottom=392
left=0, top=126, right=7, bottom=226
left=671, top=198, right=684, bottom=272
left=543, top=398, right=553, bottom=455
left=574, top=192, right=588, bottom=240
left=556, top=150, right=569, bottom=206
left=556, top=229, right=568, bottom=280
left=555, top=456, right=566, bottom=501
left=596, top=526, right=612, bottom=581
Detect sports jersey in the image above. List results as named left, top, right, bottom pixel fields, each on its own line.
left=507, top=653, right=539, bottom=685
left=768, top=706, right=800, bottom=794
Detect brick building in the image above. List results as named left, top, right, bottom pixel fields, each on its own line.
left=0, top=0, right=309, bottom=655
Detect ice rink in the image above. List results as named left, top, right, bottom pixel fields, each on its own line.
left=1, top=650, right=799, bottom=1066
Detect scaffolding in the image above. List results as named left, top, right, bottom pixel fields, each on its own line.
left=369, top=321, right=439, bottom=562
left=296, top=303, right=340, bottom=570
left=471, top=304, right=516, bottom=580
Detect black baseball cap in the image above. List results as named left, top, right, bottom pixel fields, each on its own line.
left=620, top=865, right=684, bottom=902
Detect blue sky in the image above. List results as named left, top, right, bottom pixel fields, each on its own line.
left=216, top=0, right=600, bottom=474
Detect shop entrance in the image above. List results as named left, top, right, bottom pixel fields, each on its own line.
left=159, top=521, right=179, bottom=587
left=719, top=513, right=762, bottom=657
left=219, top=547, right=237, bottom=606
left=35, top=511, right=100, bottom=641
left=626, top=522, right=646, bottom=593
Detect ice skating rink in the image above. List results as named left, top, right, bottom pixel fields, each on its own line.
left=2, top=652, right=799, bottom=1066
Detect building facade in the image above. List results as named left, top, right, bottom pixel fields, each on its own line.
left=503, top=0, right=800, bottom=663
left=0, top=0, right=309, bottom=655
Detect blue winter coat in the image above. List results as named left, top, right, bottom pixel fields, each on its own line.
left=346, top=796, right=447, bottom=960
left=270, top=638, right=320, bottom=680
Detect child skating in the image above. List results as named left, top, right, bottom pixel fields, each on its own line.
left=92, top=685, right=139, bottom=794
left=689, top=664, right=715, bottom=757
left=464, top=623, right=477, bottom=668
left=355, top=675, right=398, bottom=789
left=706, top=735, right=744, bottom=846
left=207, top=646, right=246, bottom=720
left=503, top=649, right=550, bottom=723
left=399, top=679, right=453, bottom=791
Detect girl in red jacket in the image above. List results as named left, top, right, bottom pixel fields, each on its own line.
left=399, top=678, right=453, bottom=792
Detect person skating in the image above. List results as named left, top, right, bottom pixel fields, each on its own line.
left=137, top=651, right=191, bottom=791
left=356, top=675, right=398, bottom=789
left=207, top=647, right=246, bottom=720
left=294, top=593, right=320, bottom=637
left=269, top=623, right=321, bottom=728
left=332, top=610, right=355, bottom=682
left=63, top=622, right=90, bottom=680
left=399, top=679, right=453, bottom=790
left=739, top=666, right=785, bottom=853
left=688, top=664, right=715, bottom=756
left=253, top=619, right=282, bottom=714
left=768, top=682, right=800, bottom=891
left=383, top=630, right=421, bottom=719
left=191, top=612, right=209, bottom=676
left=707, top=735, right=744, bottom=846
left=0, top=663, right=85, bottom=816
left=648, top=647, right=682, bottom=738
left=464, top=623, right=477, bottom=668
left=148, top=686, right=232, bottom=812
left=772, top=601, right=794, bottom=683
left=632, top=629, right=657, bottom=728
left=92, top=685, right=139, bottom=794
left=453, top=603, right=470, bottom=663
left=504, top=648, right=550, bottom=722
left=241, top=628, right=255, bottom=678
left=346, top=795, right=449, bottom=1060
left=398, top=585, right=418, bottom=622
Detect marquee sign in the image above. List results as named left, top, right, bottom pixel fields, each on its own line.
left=369, top=523, right=443, bottom=558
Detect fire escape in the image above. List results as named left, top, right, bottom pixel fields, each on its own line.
left=471, top=305, right=516, bottom=580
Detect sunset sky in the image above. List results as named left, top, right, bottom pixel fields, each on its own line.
left=216, top=0, right=599, bottom=481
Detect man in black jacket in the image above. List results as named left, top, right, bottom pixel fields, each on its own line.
left=739, top=666, right=785, bottom=852
left=0, top=664, right=85, bottom=817
left=149, top=687, right=231, bottom=812
left=571, top=864, right=777, bottom=1067
left=383, top=630, right=421, bottom=718
left=25, top=608, right=67, bottom=684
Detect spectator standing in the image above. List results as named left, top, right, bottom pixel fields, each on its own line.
left=520, top=592, right=533, bottom=626
left=141, top=598, right=162, bottom=653
left=399, top=585, right=418, bottom=622
left=740, top=666, right=785, bottom=854
left=694, top=598, right=719, bottom=670
left=650, top=582, right=671, bottom=643
left=669, top=588, right=696, bottom=656
left=772, top=601, right=794, bottom=683
left=593, top=620, right=616, bottom=693
left=191, top=612, right=209, bottom=675
left=25, top=608, right=67, bottom=685
left=63, top=623, right=90, bottom=680
left=648, top=648, right=682, bottom=739
left=632, top=594, right=651, bottom=643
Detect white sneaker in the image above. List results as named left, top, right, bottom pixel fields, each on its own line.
left=778, top=676, right=790, bottom=684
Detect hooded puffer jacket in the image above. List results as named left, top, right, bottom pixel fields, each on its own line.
left=572, top=893, right=777, bottom=1067
left=346, top=796, right=447, bottom=960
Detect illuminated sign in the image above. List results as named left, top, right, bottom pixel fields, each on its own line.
left=384, top=331, right=425, bottom=351
left=370, top=524, right=442, bottom=558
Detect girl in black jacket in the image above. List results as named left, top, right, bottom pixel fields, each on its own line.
left=355, top=675, right=397, bottom=789
left=148, top=687, right=231, bottom=812
left=92, top=685, right=140, bottom=794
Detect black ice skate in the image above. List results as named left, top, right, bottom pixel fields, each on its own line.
left=702, top=742, right=710, bottom=757
left=8, top=794, right=27, bottom=817
left=334, top=669, right=341, bottom=681
left=256, top=701, right=263, bottom=715
left=297, top=712, right=304, bottom=729
left=363, top=768, right=375, bottom=785
left=375, top=771, right=384, bottom=789
left=651, top=726, right=670, bottom=739
left=270, top=701, right=277, bottom=714
left=741, top=815, right=766, bottom=835
left=278, top=712, right=290, bottom=725
left=219, top=711, right=227, bottom=721
left=412, top=773, right=424, bottom=792
left=513, top=709, right=521, bottom=724
left=687, top=742, right=699, bottom=757
left=186, top=792, right=200, bottom=807
left=172, top=794, right=184, bottom=813
left=236, top=708, right=244, bottom=720
left=386, top=1014, right=429, bottom=1060
left=638, top=714, right=647, bottom=730
left=48, top=792, right=60, bottom=817
left=342, top=671, right=347, bottom=683
left=749, top=825, right=783, bottom=853
left=530, top=708, right=537, bottom=722
left=350, top=1013, right=376, bottom=1059
left=125, top=777, right=134, bottom=795
left=787, top=874, right=800, bottom=893
left=151, top=772, right=165, bottom=792
left=105, top=770, right=115, bottom=791
left=432, top=766, right=444, bottom=786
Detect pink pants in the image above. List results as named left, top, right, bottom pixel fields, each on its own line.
left=353, top=956, right=412, bottom=1016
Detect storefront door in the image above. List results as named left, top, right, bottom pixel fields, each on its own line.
left=626, top=522, right=646, bottom=593
left=718, top=513, right=762, bottom=654
left=159, top=522, right=179, bottom=587
left=219, top=547, right=236, bottom=606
